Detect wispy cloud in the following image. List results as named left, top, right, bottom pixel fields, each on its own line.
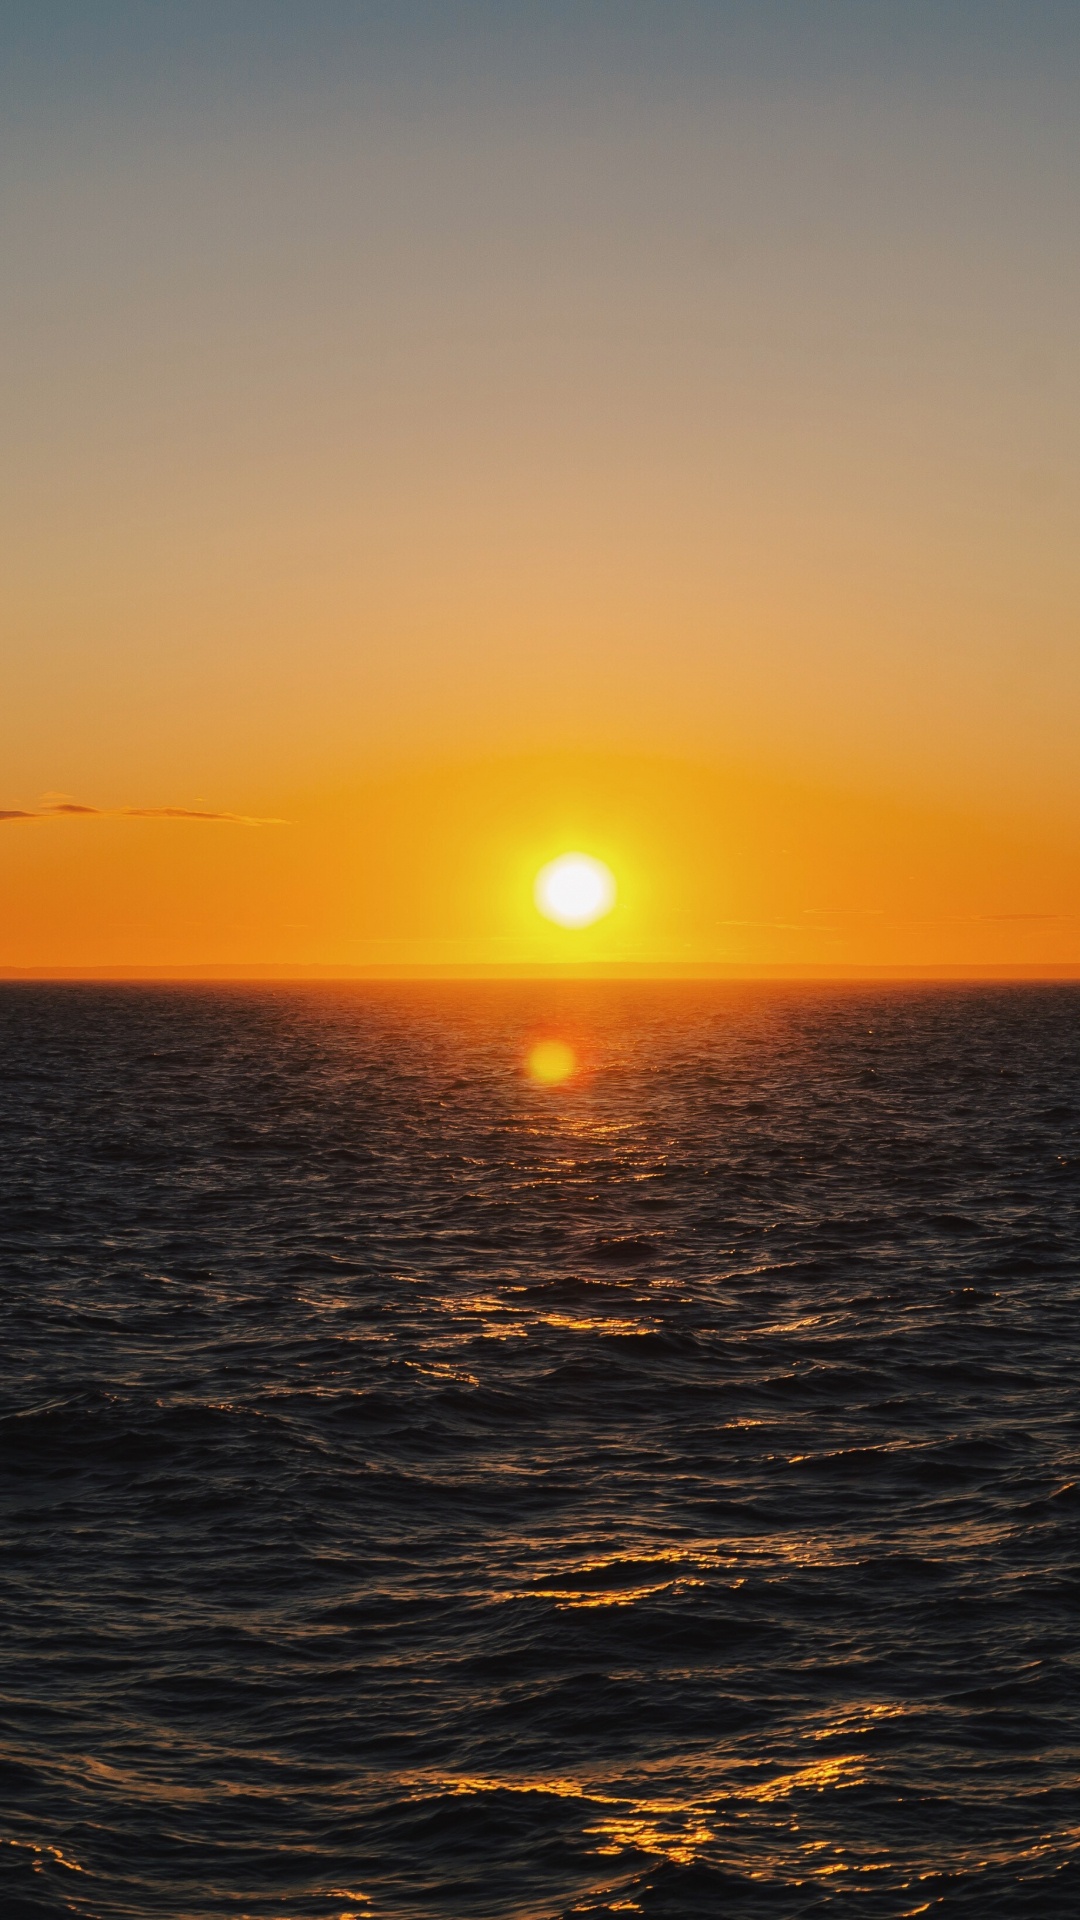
left=2, top=801, right=285, bottom=825
left=118, top=806, right=282, bottom=823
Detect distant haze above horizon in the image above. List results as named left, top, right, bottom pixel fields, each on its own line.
left=3, top=2, right=1080, bottom=970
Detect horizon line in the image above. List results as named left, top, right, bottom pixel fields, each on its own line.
left=3, top=962, right=1080, bottom=984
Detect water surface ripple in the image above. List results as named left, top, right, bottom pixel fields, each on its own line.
left=1, top=983, right=1078, bottom=1918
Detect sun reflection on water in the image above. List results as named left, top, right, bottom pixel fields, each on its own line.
left=526, top=1038, right=577, bottom=1085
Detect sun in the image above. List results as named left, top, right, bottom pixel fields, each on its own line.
left=534, top=853, right=616, bottom=928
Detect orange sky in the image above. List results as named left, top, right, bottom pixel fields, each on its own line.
left=2, top=3, right=1079, bottom=974
left=3, top=755, right=1078, bottom=976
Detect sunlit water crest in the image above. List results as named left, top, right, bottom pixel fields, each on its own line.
left=1, top=983, right=1078, bottom=1918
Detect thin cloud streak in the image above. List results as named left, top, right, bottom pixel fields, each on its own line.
left=118, top=806, right=284, bottom=824
left=1, top=803, right=285, bottom=825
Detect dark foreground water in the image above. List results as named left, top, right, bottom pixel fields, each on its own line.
left=1, top=983, right=1079, bottom=1920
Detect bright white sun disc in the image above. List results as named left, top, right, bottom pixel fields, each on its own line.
left=534, top=853, right=616, bottom=928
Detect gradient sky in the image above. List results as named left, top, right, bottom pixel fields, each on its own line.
left=3, top=1, right=1079, bottom=970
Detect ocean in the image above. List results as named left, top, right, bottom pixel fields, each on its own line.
left=1, top=981, right=1078, bottom=1919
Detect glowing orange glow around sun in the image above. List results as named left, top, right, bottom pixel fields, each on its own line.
left=527, top=1039, right=577, bottom=1085
left=534, top=853, right=616, bottom=928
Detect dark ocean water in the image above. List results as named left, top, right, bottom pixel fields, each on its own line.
left=1, top=982, right=1079, bottom=1920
